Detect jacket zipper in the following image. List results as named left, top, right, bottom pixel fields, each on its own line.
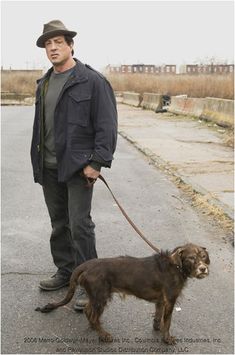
left=39, top=79, right=49, bottom=176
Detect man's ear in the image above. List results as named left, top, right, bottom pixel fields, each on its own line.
left=170, top=246, right=184, bottom=267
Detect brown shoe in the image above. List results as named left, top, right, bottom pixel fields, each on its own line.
left=39, top=272, right=70, bottom=291
left=74, top=287, right=89, bottom=311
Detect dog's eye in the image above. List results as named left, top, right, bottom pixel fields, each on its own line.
left=201, top=254, right=207, bottom=260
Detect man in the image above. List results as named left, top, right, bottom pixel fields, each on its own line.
left=31, top=20, right=117, bottom=310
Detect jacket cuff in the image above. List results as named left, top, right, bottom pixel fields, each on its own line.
left=89, top=161, right=102, bottom=172
left=89, top=152, right=110, bottom=168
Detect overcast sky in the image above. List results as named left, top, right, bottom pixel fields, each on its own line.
left=1, top=0, right=234, bottom=71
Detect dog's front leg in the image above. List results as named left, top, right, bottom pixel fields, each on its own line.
left=160, top=300, right=176, bottom=345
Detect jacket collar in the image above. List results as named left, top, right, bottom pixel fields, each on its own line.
left=39, top=58, right=88, bottom=85
left=71, top=58, right=88, bottom=83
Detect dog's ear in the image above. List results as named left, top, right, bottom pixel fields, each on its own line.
left=170, top=246, right=184, bottom=267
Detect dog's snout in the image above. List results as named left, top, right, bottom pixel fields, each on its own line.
left=199, top=266, right=207, bottom=273
left=196, top=262, right=209, bottom=279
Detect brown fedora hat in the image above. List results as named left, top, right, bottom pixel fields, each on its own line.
left=36, top=19, right=77, bottom=48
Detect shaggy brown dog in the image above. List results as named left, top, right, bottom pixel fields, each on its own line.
left=36, top=243, right=210, bottom=344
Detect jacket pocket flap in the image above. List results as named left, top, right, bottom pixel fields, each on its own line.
left=69, top=92, right=91, bottom=103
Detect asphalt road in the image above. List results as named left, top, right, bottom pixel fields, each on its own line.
left=1, top=106, right=234, bottom=354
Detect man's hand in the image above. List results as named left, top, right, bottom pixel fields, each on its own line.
left=83, top=165, right=100, bottom=180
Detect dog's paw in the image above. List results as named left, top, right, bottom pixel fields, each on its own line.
left=99, top=333, right=113, bottom=343
left=163, top=335, right=176, bottom=345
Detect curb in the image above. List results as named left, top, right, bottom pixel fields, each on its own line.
left=118, top=130, right=234, bottom=224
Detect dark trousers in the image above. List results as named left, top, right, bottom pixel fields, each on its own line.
left=42, top=168, right=98, bottom=277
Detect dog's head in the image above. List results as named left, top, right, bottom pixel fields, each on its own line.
left=171, top=243, right=210, bottom=279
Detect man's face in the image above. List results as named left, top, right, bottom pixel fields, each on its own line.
left=45, top=36, right=73, bottom=66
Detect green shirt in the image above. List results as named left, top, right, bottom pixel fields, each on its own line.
left=44, top=67, right=74, bottom=168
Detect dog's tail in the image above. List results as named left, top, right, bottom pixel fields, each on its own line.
left=35, top=265, right=85, bottom=313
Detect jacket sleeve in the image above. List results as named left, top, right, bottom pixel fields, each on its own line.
left=90, top=77, right=118, bottom=168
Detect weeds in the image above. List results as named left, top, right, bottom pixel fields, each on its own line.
left=1, top=71, right=41, bottom=96
left=1, top=71, right=234, bottom=100
left=107, top=73, right=234, bottom=100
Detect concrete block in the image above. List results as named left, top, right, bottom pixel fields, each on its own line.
left=201, top=97, right=234, bottom=128
left=122, top=92, right=142, bottom=107
left=169, top=96, right=206, bottom=118
left=141, top=93, right=163, bottom=112
left=169, top=96, right=234, bottom=128
left=182, top=97, right=205, bottom=117
left=168, top=96, right=188, bottom=115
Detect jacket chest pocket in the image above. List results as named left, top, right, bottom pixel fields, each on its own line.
left=68, top=93, right=91, bottom=127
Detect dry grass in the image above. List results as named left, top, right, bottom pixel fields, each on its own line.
left=107, top=73, right=234, bottom=100
left=177, top=180, right=233, bottom=233
left=2, top=71, right=234, bottom=100
left=1, top=71, right=41, bottom=96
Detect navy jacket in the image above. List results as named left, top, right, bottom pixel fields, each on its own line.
left=30, top=59, right=117, bottom=184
